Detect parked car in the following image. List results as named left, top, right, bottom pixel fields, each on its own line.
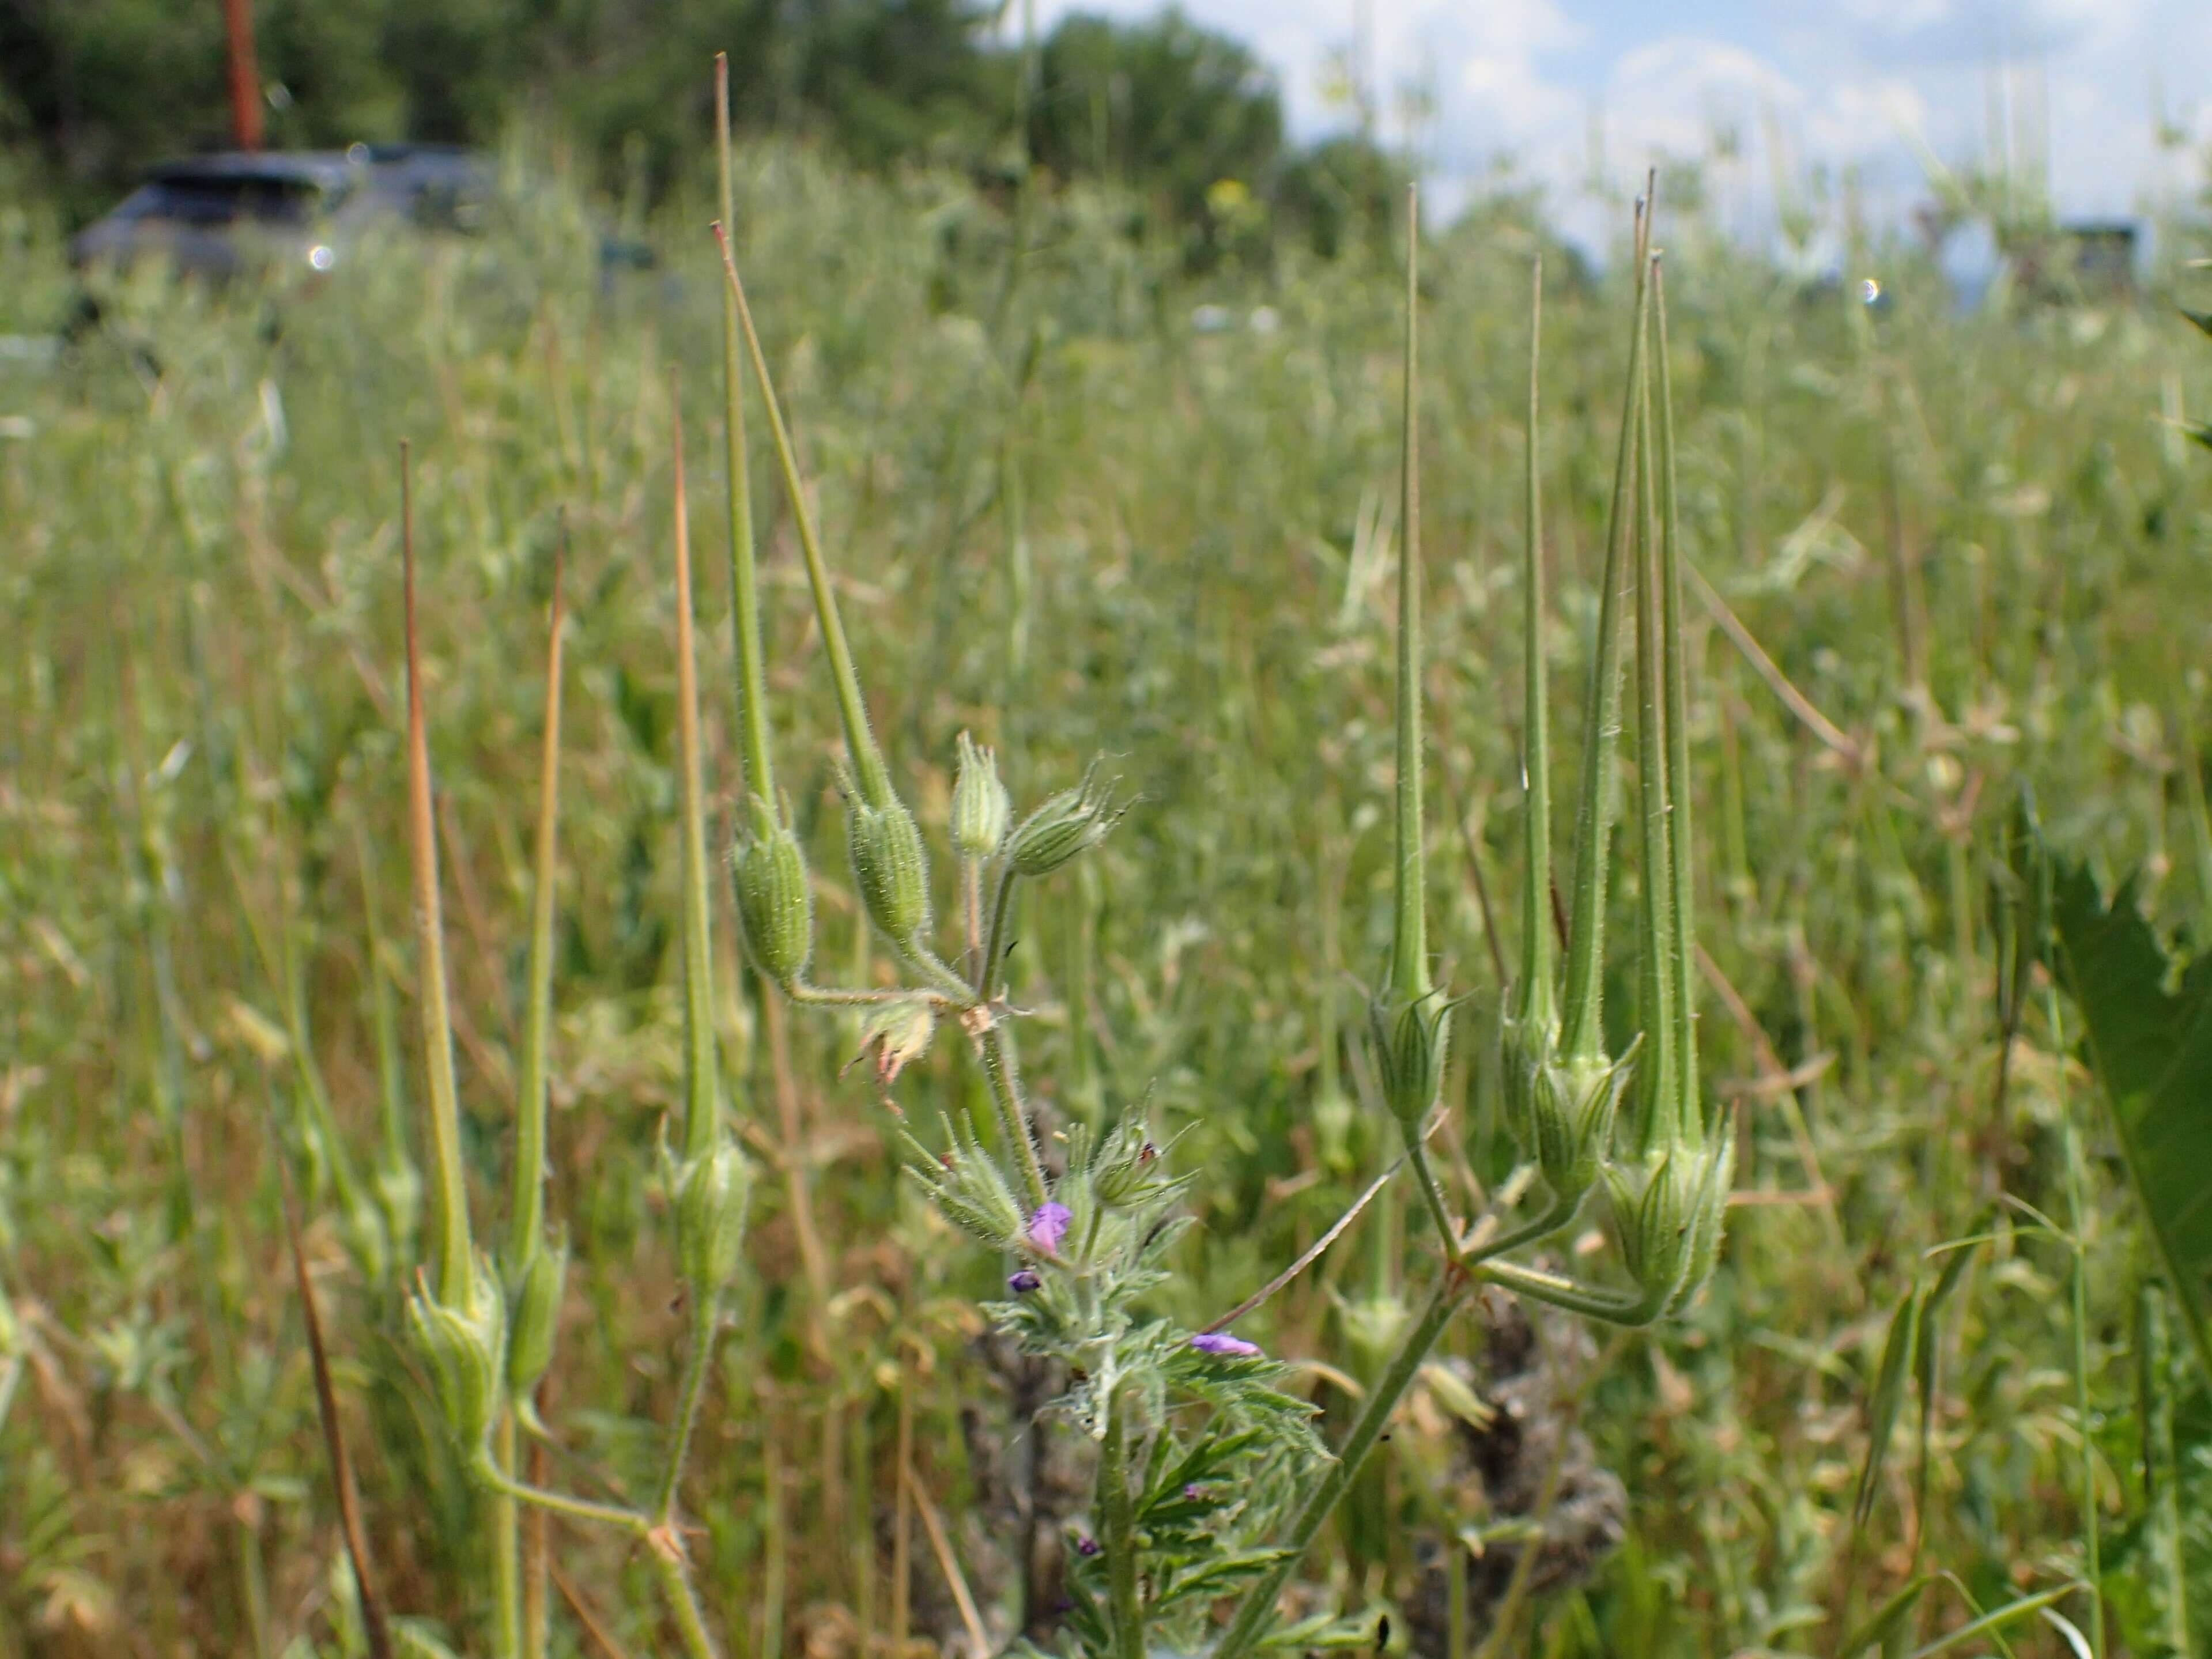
left=69, top=145, right=496, bottom=279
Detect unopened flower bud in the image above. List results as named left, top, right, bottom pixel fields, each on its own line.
left=1005, top=762, right=1126, bottom=879
left=847, top=794, right=931, bottom=943
left=505, top=1236, right=568, bottom=1399
left=951, top=732, right=1011, bottom=861
left=675, top=1138, right=752, bottom=1293
left=1088, top=1115, right=1168, bottom=1206
left=1369, top=989, right=1451, bottom=1135
left=407, top=1257, right=505, bottom=1449
left=732, top=796, right=813, bottom=986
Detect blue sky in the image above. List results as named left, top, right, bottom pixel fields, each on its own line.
left=1020, top=0, right=2211, bottom=252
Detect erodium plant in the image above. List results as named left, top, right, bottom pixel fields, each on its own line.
left=711, top=158, right=1730, bottom=1657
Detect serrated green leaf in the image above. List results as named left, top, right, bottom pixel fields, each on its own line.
left=2051, top=865, right=2212, bottom=1381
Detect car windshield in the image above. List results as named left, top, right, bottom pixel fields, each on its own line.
left=121, top=175, right=343, bottom=228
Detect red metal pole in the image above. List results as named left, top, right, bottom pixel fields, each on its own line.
left=223, top=0, right=264, bottom=150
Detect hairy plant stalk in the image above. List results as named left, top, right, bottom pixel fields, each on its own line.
left=492, top=1415, right=524, bottom=1659
left=1100, top=1383, right=1145, bottom=1659
left=1215, top=1277, right=1468, bottom=1659
left=1518, top=256, right=1553, bottom=1030
left=670, top=387, right=723, bottom=1165
left=1388, top=183, right=1429, bottom=1003
left=714, top=55, right=775, bottom=803
left=1630, top=293, right=1679, bottom=1143
left=1558, top=196, right=1654, bottom=1064
left=711, top=225, right=889, bottom=808
left=1652, top=263, right=1701, bottom=1137
left=655, top=1291, right=722, bottom=1525
left=507, top=532, right=565, bottom=1265
left=2051, top=982, right=2103, bottom=1656
left=399, top=441, right=473, bottom=1306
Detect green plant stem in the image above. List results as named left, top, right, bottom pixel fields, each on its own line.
left=1558, top=224, right=1653, bottom=1065
left=1651, top=263, right=1699, bottom=1105
left=1406, top=1139, right=1460, bottom=1260
left=1629, top=314, right=1679, bottom=1145
left=980, top=860, right=1019, bottom=1000
left=2051, top=983, right=2103, bottom=1656
left=713, top=225, right=891, bottom=807
left=507, top=534, right=564, bottom=1268
left=1462, top=1194, right=1577, bottom=1266
left=979, top=1024, right=1050, bottom=1211
left=1100, top=1381, right=1146, bottom=1659
left=1388, top=183, right=1429, bottom=999
left=492, top=1412, right=524, bottom=1659
left=714, top=56, right=775, bottom=803
left=669, top=385, right=722, bottom=1165
left=473, top=1460, right=720, bottom=1659
left=1216, top=1275, right=1469, bottom=1659
left=400, top=442, right=474, bottom=1307
left=654, top=1290, right=722, bottom=1525
left=1473, top=1256, right=1659, bottom=1325
left=1518, top=255, right=1553, bottom=1027
left=648, top=1544, right=724, bottom=1659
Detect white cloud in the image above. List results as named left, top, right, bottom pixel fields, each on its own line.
left=1021, top=0, right=2210, bottom=248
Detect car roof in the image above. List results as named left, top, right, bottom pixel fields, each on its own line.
left=144, top=151, right=362, bottom=190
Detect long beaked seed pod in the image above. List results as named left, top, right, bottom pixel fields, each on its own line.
left=847, top=789, right=932, bottom=944
left=952, top=731, right=1011, bottom=861
left=731, top=795, right=814, bottom=987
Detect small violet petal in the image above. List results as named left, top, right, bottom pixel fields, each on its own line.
left=1026, top=1201, right=1073, bottom=1254
left=1007, top=1269, right=1043, bottom=1294
left=1189, top=1331, right=1261, bottom=1358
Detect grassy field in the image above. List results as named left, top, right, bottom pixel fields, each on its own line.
left=2, top=135, right=2209, bottom=1658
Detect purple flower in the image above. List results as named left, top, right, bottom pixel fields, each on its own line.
left=1183, top=1483, right=1206, bottom=1501
left=1074, top=1533, right=1101, bottom=1558
left=1026, top=1201, right=1073, bottom=1254
left=1007, top=1269, right=1043, bottom=1294
left=1189, top=1331, right=1261, bottom=1359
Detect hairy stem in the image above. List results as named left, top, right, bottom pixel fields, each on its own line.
left=492, top=1414, right=523, bottom=1659
left=654, top=1290, right=722, bottom=1525
left=1518, top=256, right=1554, bottom=1028
left=1558, top=198, right=1654, bottom=1064
left=399, top=442, right=474, bottom=1306
left=1388, top=184, right=1429, bottom=998
left=1217, top=1276, right=1468, bottom=1659
left=669, top=383, right=723, bottom=1165
left=1100, top=1382, right=1145, bottom=1659
left=507, top=531, right=564, bottom=1269
left=714, top=56, right=775, bottom=804
left=712, top=225, right=891, bottom=807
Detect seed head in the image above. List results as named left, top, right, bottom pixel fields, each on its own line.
left=1005, top=761, right=1126, bottom=879
left=1369, top=988, right=1451, bottom=1136
left=406, top=1254, right=505, bottom=1449
left=504, top=1234, right=569, bottom=1399
left=1605, top=1136, right=1729, bottom=1307
left=673, top=1136, right=753, bottom=1293
left=951, top=731, right=1011, bottom=860
left=1508, top=1031, right=1630, bottom=1205
left=731, top=795, right=814, bottom=986
left=845, top=790, right=932, bottom=944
